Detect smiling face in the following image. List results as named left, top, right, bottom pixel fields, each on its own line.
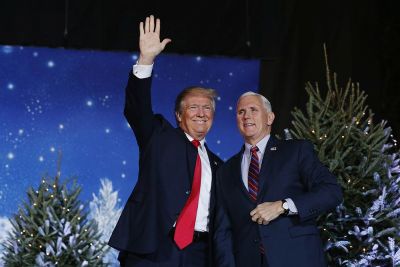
left=176, top=94, right=214, bottom=140
left=236, top=95, right=275, bottom=145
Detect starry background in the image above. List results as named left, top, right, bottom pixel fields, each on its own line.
left=0, top=45, right=260, bottom=217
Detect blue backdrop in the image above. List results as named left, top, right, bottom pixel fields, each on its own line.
left=0, top=45, right=260, bottom=217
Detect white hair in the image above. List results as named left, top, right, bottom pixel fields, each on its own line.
left=238, top=91, right=272, bottom=112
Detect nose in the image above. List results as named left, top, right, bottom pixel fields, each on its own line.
left=197, top=107, right=205, bottom=117
left=243, top=110, right=250, bottom=119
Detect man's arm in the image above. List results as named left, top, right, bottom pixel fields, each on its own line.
left=124, top=15, right=171, bottom=150
left=250, top=140, right=343, bottom=224
left=290, top=140, right=343, bottom=222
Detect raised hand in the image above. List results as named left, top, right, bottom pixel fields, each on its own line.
left=138, top=15, right=172, bottom=65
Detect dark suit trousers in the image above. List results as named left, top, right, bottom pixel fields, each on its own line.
left=119, top=236, right=209, bottom=267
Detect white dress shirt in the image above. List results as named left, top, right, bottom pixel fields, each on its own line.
left=184, top=133, right=212, bottom=232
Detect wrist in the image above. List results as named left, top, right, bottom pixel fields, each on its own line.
left=137, top=54, right=155, bottom=65
left=281, top=199, right=289, bottom=216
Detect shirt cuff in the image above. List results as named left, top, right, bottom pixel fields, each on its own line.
left=285, top=198, right=298, bottom=215
left=132, top=64, right=153, bottom=79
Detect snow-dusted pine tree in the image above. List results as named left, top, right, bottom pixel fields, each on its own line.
left=2, top=174, right=107, bottom=266
left=289, top=46, right=400, bottom=265
left=0, top=216, right=12, bottom=265
left=89, top=178, right=122, bottom=266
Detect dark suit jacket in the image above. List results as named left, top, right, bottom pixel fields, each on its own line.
left=214, top=136, right=343, bottom=267
left=109, top=72, right=223, bottom=257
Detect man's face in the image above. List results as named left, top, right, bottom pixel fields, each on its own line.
left=176, top=94, right=214, bottom=140
left=236, top=95, right=275, bottom=145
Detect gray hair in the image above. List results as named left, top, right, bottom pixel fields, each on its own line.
left=238, top=91, right=272, bottom=112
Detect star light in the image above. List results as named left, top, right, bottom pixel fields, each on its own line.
left=18, top=129, right=24, bottom=135
left=2, top=46, right=13, bottom=54
left=105, top=128, right=110, bottom=134
left=217, top=97, right=221, bottom=101
left=122, top=160, right=127, bottom=165
left=7, top=83, right=14, bottom=90
left=121, top=173, right=126, bottom=178
left=33, top=52, right=38, bottom=57
left=217, top=140, right=221, bottom=144
left=196, top=56, right=202, bottom=62
left=59, top=124, right=64, bottom=130
left=7, top=152, right=14, bottom=160
left=229, top=72, right=233, bottom=76
left=47, top=61, right=55, bottom=68
left=39, top=156, right=44, bottom=162
left=228, top=106, right=233, bottom=110
left=50, top=147, right=55, bottom=152
left=86, top=100, right=93, bottom=107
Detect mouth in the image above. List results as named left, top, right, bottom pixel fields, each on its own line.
left=243, top=123, right=255, bottom=128
left=193, top=120, right=207, bottom=124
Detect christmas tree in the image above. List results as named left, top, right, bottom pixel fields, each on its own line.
left=2, top=172, right=108, bottom=266
left=89, top=178, right=122, bottom=266
left=289, top=46, right=400, bottom=265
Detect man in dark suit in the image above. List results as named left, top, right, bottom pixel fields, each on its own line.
left=108, top=15, right=223, bottom=266
left=214, top=92, right=343, bottom=267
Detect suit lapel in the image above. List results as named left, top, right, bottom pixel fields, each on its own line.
left=204, top=143, right=219, bottom=177
left=257, top=136, right=279, bottom=201
left=205, top=144, right=220, bottom=212
left=231, top=146, right=257, bottom=203
left=176, top=127, right=198, bottom=186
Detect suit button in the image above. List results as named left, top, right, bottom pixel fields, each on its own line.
left=186, top=190, right=190, bottom=195
left=253, top=239, right=259, bottom=243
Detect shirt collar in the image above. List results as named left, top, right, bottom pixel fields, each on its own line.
left=184, top=132, right=206, bottom=149
left=244, top=134, right=270, bottom=154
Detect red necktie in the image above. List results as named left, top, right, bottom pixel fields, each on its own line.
left=248, top=146, right=265, bottom=255
left=174, top=139, right=202, bottom=249
left=248, top=146, right=260, bottom=202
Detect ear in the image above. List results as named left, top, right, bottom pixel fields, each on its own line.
left=267, top=112, right=275, bottom=126
left=175, top=111, right=182, bottom=122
